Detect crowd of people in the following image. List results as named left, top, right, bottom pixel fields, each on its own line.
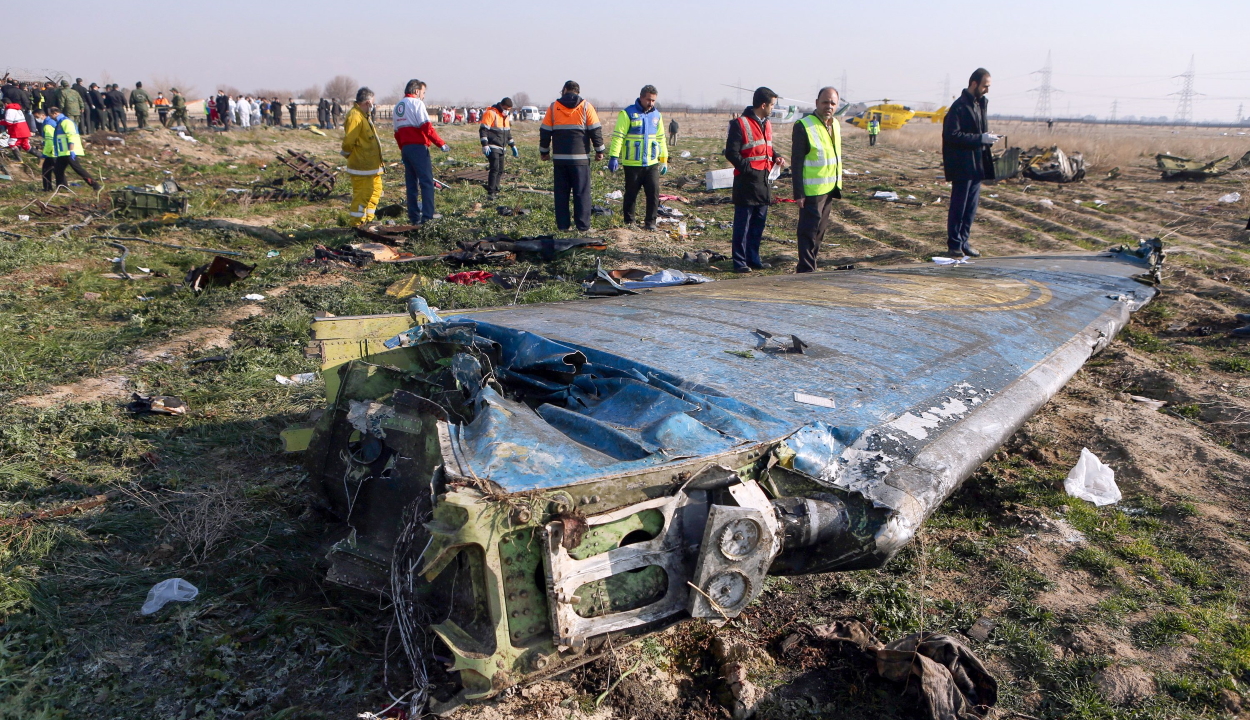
left=3, top=68, right=1006, bottom=273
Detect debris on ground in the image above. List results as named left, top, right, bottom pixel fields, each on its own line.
left=0, top=492, right=115, bottom=528
left=873, top=190, right=900, bottom=201
left=385, top=274, right=427, bottom=299
left=1218, top=192, right=1241, bottom=203
left=185, top=256, right=257, bottom=292
left=140, top=578, right=199, bottom=615
left=272, top=149, right=337, bottom=199
left=1022, top=146, right=1086, bottom=182
left=445, top=271, right=494, bottom=286
left=1064, top=447, right=1120, bottom=506
left=126, top=393, right=188, bottom=416
left=242, top=293, right=266, bottom=301
left=683, top=249, right=728, bottom=265
left=276, top=373, right=318, bottom=386
left=110, top=184, right=190, bottom=218
left=620, top=268, right=713, bottom=289
left=813, top=620, right=998, bottom=720
left=1156, top=153, right=1229, bottom=180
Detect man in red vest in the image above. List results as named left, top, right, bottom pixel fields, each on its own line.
left=723, top=87, right=787, bottom=273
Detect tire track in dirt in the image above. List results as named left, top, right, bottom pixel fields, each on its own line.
left=973, top=208, right=1082, bottom=253
left=978, top=197, right=1109, bottom=249
left=835, top=203, right=937, bottom=255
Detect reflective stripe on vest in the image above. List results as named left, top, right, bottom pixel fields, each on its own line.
left=737, top=115, right=773, bottom=172
left=799, top=115, right=842, bottom=196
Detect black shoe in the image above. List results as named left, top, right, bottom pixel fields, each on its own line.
left=963, top=247, right=981, bottom=258
left=734, top=266, right=753, bottom=274
left=1235, top=313, right=1250, bottom=323
left=643, top=223, right=657, bottom=231
left=1233, top=326, right=1250, bottom=337
left=749, top=262, right=772, bottom=270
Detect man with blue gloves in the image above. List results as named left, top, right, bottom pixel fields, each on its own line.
left=479, top=97, right=518, bottom=200
left=607, top=85, right=668, bottom=231
left=48, top=106, right=96, bottom=190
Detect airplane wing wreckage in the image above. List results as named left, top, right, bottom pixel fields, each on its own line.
left=284, top=245, right=1162, bottom=712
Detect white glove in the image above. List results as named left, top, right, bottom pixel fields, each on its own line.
left=483, top=146, right=491, bottom=157
left=980, top=133, right=1000, bottom=145
left=440, top=144, right=450, bottom=152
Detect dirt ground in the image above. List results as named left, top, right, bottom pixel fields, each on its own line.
left=0, top=113, right=1248, bottom=720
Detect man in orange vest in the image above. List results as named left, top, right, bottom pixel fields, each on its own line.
left=540, top=80, right=605, bottom=232
left=723, top=87, right=787, bottom=273
left=479, top=97, right=518, bottom=199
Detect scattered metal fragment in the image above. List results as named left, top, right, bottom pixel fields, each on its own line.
left=127, top=393, right=188, bottom=416
left=273, top=150, right=337, bottom=199
left=1156, top=153, right=1229, bottom=180
left=1022, top=146, right=1086, bottom=183
left=185, top=256, right=257, bottom=292
left=110, top=187, right=190, bottom=218
left=0, top=492, right=116, bottom=528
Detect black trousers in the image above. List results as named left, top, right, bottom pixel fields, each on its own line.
left=947, top=179, right=981, bottom=254
left=553, top=163, right=591, bottom=231
left=111, top=108, right=126, bottom=131
left=623, top=164, right=660, bottom=226
left=796, top=191, right=837, bottom=273
left=289, top=109, right=296, bottom=126
left=53, top=155, right=94, bottom=188
left=41, top=157, right=56, bottom=190
left=158, top=109, right=169, bottom=126
left=90, top=108, right=103, bottom=132
left=869, top=134, right=877, bottom=146
left=486, top=149, right=505, bottom=196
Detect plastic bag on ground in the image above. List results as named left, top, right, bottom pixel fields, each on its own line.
left=141, top=578, right=199, bottom=615
left=1064, top=448, right=1120, bottom=506
left=1218, top=192, right=1241, bottom=203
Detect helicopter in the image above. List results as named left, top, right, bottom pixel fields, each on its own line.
left=723, top=85, right=946, bottom=130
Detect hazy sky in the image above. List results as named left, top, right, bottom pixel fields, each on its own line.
left=8, top=0, right=1249, bottom=122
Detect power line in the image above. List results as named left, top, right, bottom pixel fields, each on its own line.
left=1172, top=56, right=1196, bottom=123
left=1032, top=51, right=1053, bottom=121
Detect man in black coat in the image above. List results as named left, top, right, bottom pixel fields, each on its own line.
left=723, top=87, right=787, bottom=273
left=941, top=68, right=1000, bottom=258
left=287, top=98, right=297, bottom=127
left=106, top=85, right=128, bottom=131
left=88, top=83, right=106, bottom=134
left=216, top=91, right=231, bottom=131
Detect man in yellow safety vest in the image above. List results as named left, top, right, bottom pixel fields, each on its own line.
left=789, top=87, right=843, bottom=273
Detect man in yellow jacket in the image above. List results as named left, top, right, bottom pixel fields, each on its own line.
left=341, top=87, right=383, bottom=226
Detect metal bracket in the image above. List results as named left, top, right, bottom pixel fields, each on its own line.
left=688, top=480, right=780, bottom=619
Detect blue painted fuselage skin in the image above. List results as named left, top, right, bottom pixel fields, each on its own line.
left=445, top=254, right=1153, bottom=493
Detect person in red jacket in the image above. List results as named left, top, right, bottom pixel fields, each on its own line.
left=2, top=102, right=32, bottom=152
left=392, top=79, right=450, bottom=224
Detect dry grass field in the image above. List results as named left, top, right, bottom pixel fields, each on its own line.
left=0, top=113, right=1248, bottom=720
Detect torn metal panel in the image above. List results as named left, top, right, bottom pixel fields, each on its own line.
left=293, top=250, right=1159, bottom=708
left=1156, top=153, right=1229, bottom=180
left=1021, top=146, right=1085, bottom=183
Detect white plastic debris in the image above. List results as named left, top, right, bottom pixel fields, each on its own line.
left=1094, top=200, right=1108, bottom=207
left=18, top=214, right=29, bottom=222
left=137, top=267, right=151, bottom=273
left=177, top=131, right=197, bottom=143
left=680, top=150, right=692, bottom=158
left=242, top=293, right=266, bottom=301
left=1064, top=448, right=1120, bottom=506
left=604, top=190, right=623, bottom=200
left=933, top=256, right=971, bottom=265
left=1037, top=198, right=1054, bottom=208
left=873, top=191, right=900, bottom=201
left=989, top=193, right=999, bottom=198
left=1218, top=192, right=1241, bottom=203
left=276, top=372, right=318, bottom=386
left=1129, top=395, right=1166, bottom=411
left=141, top=578, right=199, bottom=615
